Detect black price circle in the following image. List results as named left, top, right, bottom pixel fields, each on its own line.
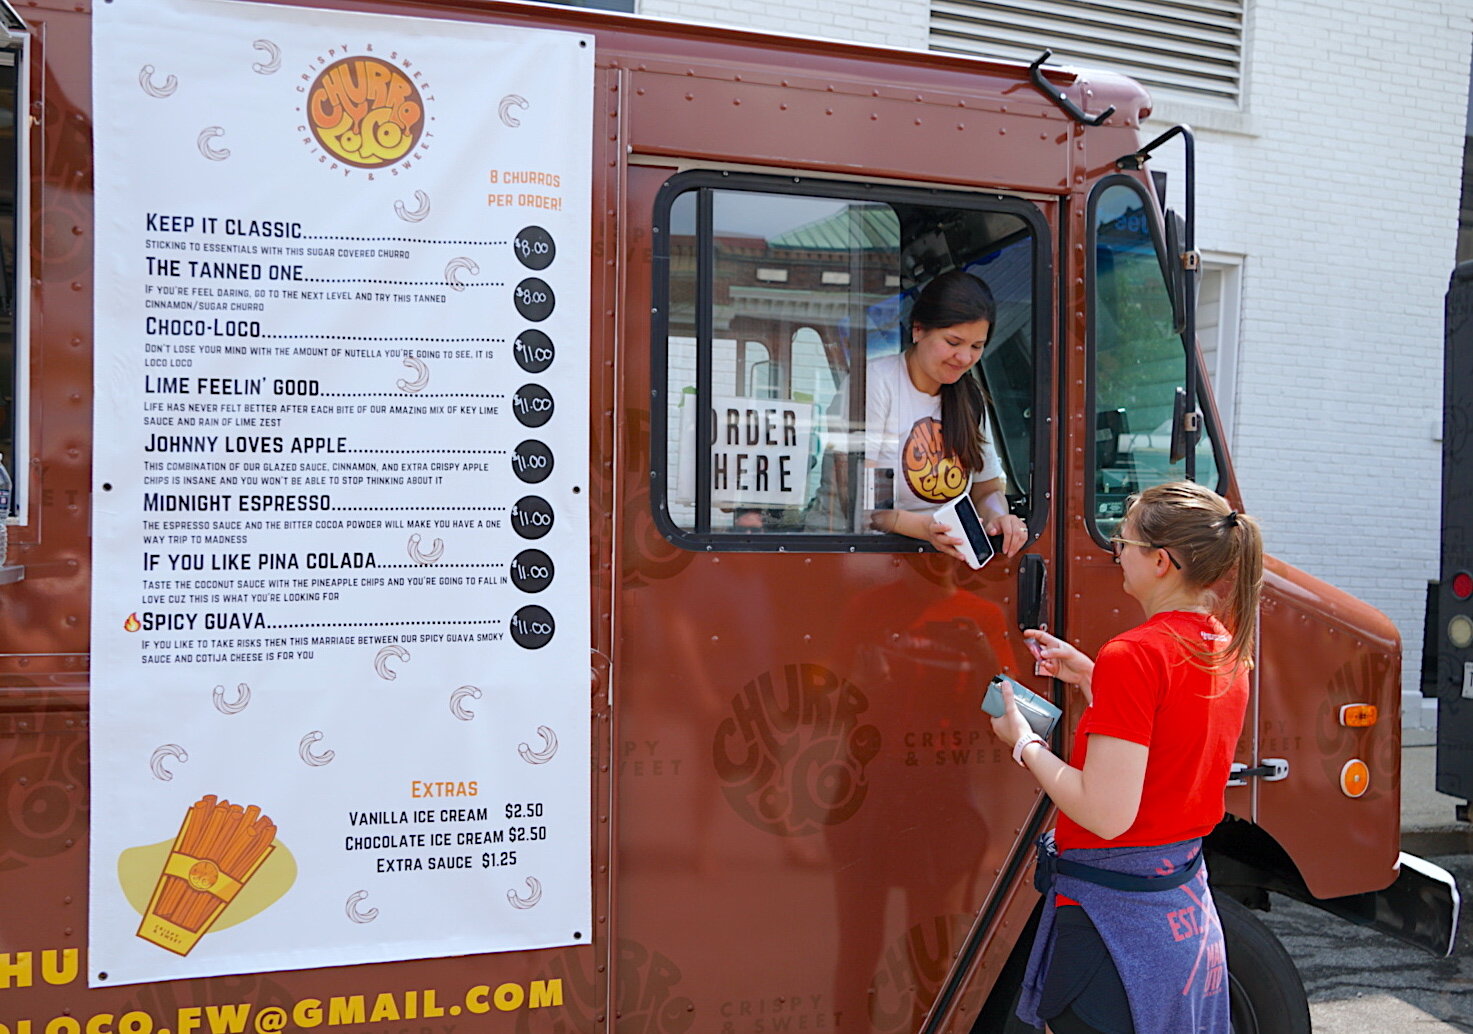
left=512, top=440, right=554, bottom=484
left=513, top=278, right=555, bottom=322
left=510, top=605, right=555, bottom=649
left=510, top=549, right=555, bottom=593
left=511, top=495, right=554, bottom=540
left=513, top=329, right=555, bottom=374
left=513, top=226, right=556, bottom=271
left=513, top=384, right=554, bottom=428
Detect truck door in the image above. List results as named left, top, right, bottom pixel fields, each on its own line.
left=610, top=164, right=1062, bottom=1033
left=1067, top=174, right=1247, bottom=810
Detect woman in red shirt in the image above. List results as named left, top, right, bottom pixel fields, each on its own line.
left=989, top=480, right=1263, bottom=1034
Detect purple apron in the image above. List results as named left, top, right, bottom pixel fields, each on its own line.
left=1017, top=832, right=1230, bottom=1034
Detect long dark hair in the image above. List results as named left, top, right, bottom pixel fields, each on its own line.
left=908, top=271, right=996, bottom=472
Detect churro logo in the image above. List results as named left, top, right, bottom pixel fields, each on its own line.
left=305, top=55, right=425, bottom=169
left=713, top=664, right=880, bottom=836
left=902, top=417, right=968, bottom=504
left=513, top=939, right=690, bottom=1034
left=870, top=915, right=975, bottom=1033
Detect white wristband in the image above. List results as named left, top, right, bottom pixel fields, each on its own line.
left=1012, top=732, right=1045, bottom=767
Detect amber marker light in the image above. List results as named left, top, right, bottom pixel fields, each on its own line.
left=1338, top=703, right=1378, bottom=727
left=1340, top=758, right=1369, bottom=798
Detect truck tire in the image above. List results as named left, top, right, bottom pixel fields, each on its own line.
left=973, top=896, right=1309, bottom=1034
left=1219, top=895, right=1311, bottom=1034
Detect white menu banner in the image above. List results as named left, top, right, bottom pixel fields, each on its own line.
left=90, top=0, right=593, bottom=985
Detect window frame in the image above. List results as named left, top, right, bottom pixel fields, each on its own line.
left=650, top=169, right=1053, bottom=554
left=1083, top=173, right=1229, bottom=551
left=0, top=20, right=25, bottom=525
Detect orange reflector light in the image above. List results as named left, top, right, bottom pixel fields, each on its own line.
left=1340, top=758, right=1369, bottom=798
left=1454, top=571, right=1473, bottom=600
left=1338, top=703, right=1378, bottom=727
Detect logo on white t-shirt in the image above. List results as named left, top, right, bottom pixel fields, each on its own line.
left=902, top=417, right=969, bottom=503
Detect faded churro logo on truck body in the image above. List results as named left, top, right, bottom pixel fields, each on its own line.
left=713, top=663, right=880, bottom=836
left=902, top=417, right=968, bottom=504
left=298, top=48, right=429, bottom=173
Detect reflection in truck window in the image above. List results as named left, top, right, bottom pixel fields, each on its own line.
left=659, top=178, right=1041, bottom=544
left=1090, top=181, right=1218, bottom=531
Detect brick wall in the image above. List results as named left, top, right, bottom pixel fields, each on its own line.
left=638, top=0, right=929, bottom=50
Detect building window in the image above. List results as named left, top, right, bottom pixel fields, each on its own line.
left=930, top=0, right=1245, bottom=107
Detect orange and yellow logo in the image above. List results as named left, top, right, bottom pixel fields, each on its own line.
left=306, top=56, right=424, bottom=168
left=902, top=417, right=969, bottom=504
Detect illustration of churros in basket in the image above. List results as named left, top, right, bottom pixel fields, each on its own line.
left=135, top=795, right=278, bottom=956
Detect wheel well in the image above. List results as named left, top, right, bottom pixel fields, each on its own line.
left=1204, top=814, right=1315, bottom=911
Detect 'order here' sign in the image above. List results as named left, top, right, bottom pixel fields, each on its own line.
left=677, top=395, right=814, bottom=508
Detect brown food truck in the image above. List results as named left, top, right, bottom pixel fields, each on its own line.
left=0, top=0, right=1458, bottom=1032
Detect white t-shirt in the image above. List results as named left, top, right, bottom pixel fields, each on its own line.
left=864, top=353, right=1004, bottom=513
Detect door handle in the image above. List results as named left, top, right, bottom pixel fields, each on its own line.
left=1018, top=553, right=1047, bottom=631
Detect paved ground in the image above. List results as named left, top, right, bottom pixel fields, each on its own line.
left=1253, top=729, right=1473, bottom=1033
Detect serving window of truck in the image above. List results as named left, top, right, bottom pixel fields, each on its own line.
left=651, top=172, right=1050, bottom=548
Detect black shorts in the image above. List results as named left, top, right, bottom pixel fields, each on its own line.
left=1038, top=905, right=1135, bottom=1034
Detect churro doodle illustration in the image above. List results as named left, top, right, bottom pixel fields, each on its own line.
left=373, top=644, right=410, bottom=681
left=499, top=94, right=529, bottom=127
left=443, top=256, right=479, bottom=292
left=135, top=795, right=277, bottom=956
left=517, top=726, right=558, bottom=764
left=251, top=39, right=281, bottom=74
left=449, top=685, right=482, bottom=721
left=212, top=682, right=251, bottom=715
left=394, top=190, right=431, bottom=222
left=149, top=744, right=188, bottom=781
left=345, top=889, right=379, bottom=924
left=197, top=127, right=230, bottom=161
left=138, top=64, right=178, bottom=98
left=397, top=355, right=429, bottom=393
left=298, top=730, right=335, bottom=767
left=407, top=532, right=444, bottom=564
left=508, top=877, right=542, bottom=909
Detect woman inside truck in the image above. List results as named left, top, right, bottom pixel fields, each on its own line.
left=863, top=270, right=1028, bottom=558
left=989, top=480, right=1263, bottom=1034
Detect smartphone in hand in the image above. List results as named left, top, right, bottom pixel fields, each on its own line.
left=934, top=493, right=996, bottom=569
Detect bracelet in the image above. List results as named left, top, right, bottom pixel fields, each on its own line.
left=1012, top=732, right=1045, bottom=767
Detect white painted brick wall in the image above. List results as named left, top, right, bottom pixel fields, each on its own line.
left=637, top=0, right=929, bottom=50
left=638, top=0, right=1473, bottom=723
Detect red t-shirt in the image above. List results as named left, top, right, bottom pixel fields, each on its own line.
left=1054, top=610, right=1249, bottom=853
